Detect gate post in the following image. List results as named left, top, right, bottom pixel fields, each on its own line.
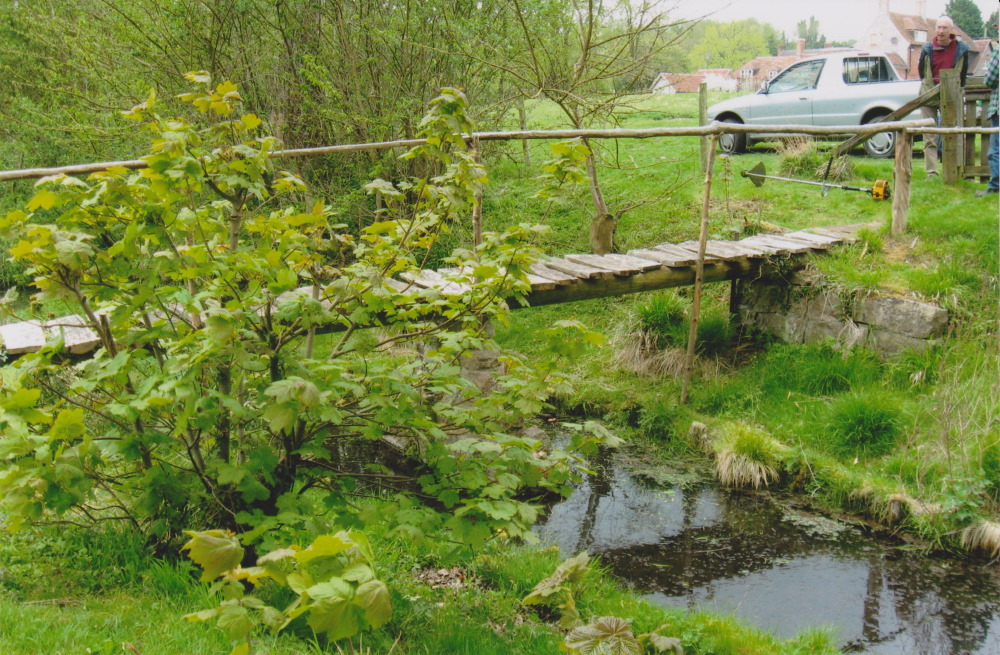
left=940, top=69, right=962, bottom=185
left=892, top=131, right=912, bottom=235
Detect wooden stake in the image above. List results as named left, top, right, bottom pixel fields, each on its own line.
left=891, top=131, right=913, bottom=236
left=699, top=82, right=709, bottom=173
left=681, top=134, right=719, bottom=404
left=471, top=137, right=483, bottom=247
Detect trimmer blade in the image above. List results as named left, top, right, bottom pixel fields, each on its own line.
left=741, top=162, right=767, bottom=187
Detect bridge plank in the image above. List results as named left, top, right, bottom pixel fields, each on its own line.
left=627, top=249, right=691, bottom=267
left=0, top=321, right=46, bottom=354
left=739, top=236, right=793, bottom=255
left=677, top=241, right=726, bottom=263
left=439, top=265, right=558, bottom=291
left=744, top=235, right=813, bottom=253
left=565, top=253, right=660, bottom=275
left=782, top=230, right=842, bottom=248
left=530, top=262, right=579, bottom=285
left=543, top=257, right=616, bottom=280
left=704, top=240, right=763, bottom=260
left=808, top=226, right=862, bottom=242
left=736, top=237, right=788, bottom=255
left=651, top=243, right=704, bottom=265
left=775, top=234, right=835, bottom=249
left=723, top=240, right=776, bottom=257
left=44, top=315, right=101, bottom=354
left=401, top=270, right=469, bottom=295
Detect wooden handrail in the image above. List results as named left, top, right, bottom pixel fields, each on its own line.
left=832, top=85, right=940, bottom=157
left=0, top=119, right=943, bottom=183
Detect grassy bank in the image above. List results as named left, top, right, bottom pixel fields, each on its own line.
left=0, top=521, right=840, bottom=654
left=493, top=92, right=998, bottom=555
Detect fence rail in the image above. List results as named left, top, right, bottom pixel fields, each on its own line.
left=0, top=118, right=968, bottom=183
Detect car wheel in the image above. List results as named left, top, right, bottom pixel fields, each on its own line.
left=719, top=118, right=747, bottom=155
left=862, top=115, right=895, bottom=158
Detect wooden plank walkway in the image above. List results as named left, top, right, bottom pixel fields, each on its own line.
left=0, top=226, right=866, bottom=357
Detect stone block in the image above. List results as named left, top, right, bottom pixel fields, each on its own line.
left=791, top=290, right=844, bottom=321
left=801, top=318, right=868, bottom=349
left=856, top=297, right=948, bottom=339
left=866, top=331, right=937, bottom=357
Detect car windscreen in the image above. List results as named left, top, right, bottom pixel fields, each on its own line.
left=767, top=60, right=826, bottom=93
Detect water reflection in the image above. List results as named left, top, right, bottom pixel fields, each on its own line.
left=535, top=452, right=1000, bottom=655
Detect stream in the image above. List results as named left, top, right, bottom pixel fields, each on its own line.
left=534, top=450, right=1000, bottom=654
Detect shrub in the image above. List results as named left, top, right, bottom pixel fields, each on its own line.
left=0, top=78, right=619, bottom=547
left=826, top=390, right=904, bottom=457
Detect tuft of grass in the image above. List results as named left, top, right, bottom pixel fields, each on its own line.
left=637, top=399, right=684, bottom=444
left=714, top=422, right=787, bottom=489
left=637, top=292, right=686, bottom=338
left=960, top=520, right=1000, bottom=558
left=825, top=390, right=904, bottom=457
left=794, top=341, right=882, bottom=396
left=777, top=137, right=823, bottom=178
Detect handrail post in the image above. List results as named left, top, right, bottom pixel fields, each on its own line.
left=681, top=134, right=719, bottom=405
left=892, top=130, right=912, bottom=235
left=940, top=69, right=961, bottom=185
left=699, top=82, right=709, bottom=173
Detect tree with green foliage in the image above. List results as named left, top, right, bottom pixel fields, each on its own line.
left=0, top=77, right=617, bottom=549
left=688, top=20, right=780, bottom=71
left=0, top=0, right=522, bottom=200
left=986, top=10, right=998, bottom=39
left=796, top=16, right=826, bottom=49
left=945, top=0, right=984, bottom=38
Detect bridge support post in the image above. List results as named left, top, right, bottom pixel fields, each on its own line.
left=892, top=130, right=912, bottom=235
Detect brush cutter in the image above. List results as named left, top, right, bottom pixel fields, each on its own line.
left=741, top=162, right=890, bottom=201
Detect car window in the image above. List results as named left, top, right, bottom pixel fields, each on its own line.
left=843, top=57, right=898, bottom=84
left=767, top=60, right=825, bottom=93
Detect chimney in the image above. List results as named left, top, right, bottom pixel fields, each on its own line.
left=796, top=38, right=805, bottom=57
left=879, top=0, right=890, bottom=15
left=916, top=0, right=926, bottom=17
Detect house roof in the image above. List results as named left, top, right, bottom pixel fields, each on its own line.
left=658, top=73, right=706, bottom=93
left=888, top=12, right=979, bottom=49
left=886, top=52, right=907, bottom=71
left=695, top=68, right=734, bottom=77
left=738, top=55, right=801, bottom=77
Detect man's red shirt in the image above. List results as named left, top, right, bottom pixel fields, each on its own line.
left=931, top=36, right=958, bottom=83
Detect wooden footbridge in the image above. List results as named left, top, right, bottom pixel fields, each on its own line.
left=0, top=225, right=862, bottom=357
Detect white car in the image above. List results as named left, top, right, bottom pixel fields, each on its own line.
left=708, top=51, right=922, bottom=158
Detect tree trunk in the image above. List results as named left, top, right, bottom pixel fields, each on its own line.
left=583, top=136, right=616, bottom=254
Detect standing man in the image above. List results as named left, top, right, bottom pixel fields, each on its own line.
left=917, top=16, right=970, bottom=177
left=977, top=30, right=998, bottom=198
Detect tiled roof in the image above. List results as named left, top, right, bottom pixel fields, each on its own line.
left=887, top=12, right=978, bottom=48
left=739, top=55, right=801, bottom=77
left=659, top=73, right=706, bottom=93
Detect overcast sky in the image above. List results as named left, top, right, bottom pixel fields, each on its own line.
left=670, top=0, right=998, bottom=41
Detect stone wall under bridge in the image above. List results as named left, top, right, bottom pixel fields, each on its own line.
left=732, top=269, right=949, bottom=357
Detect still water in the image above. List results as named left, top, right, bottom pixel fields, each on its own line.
left=535, top=454, right=1000, bottom=654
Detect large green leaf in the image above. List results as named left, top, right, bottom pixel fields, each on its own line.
left=181, top=529, right=244, bottom=581
left=353, top=580, right=392, bottom=628
left=563, top=616, right=641, bottom=655
left=295, top=533, right=353, bottom=566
